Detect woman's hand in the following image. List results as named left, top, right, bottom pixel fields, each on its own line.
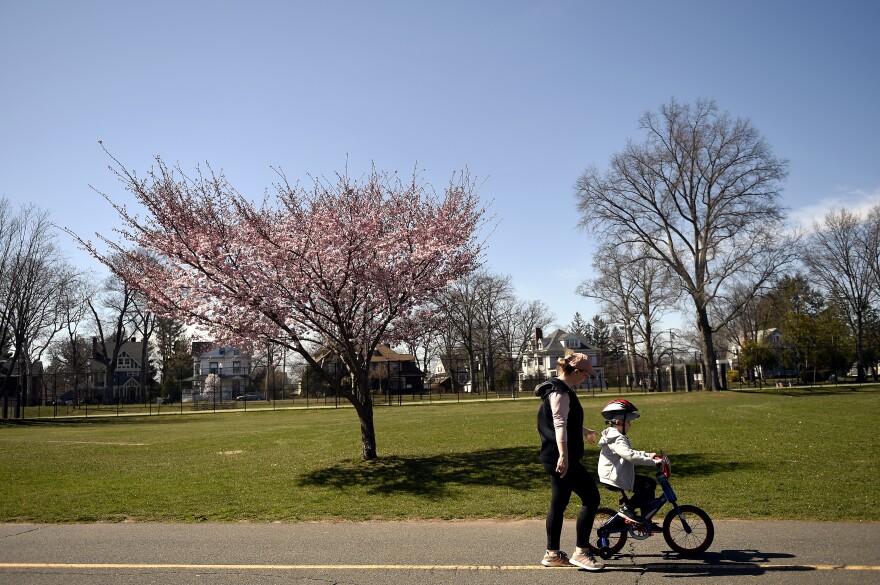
left=556, top=455, right=568, bottom=477
left=583, top=428, right=598, bottom=444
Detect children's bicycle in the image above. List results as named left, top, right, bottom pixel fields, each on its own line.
left=589, top=452, right=714, bottom=559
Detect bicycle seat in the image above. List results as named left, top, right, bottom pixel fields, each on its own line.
left=600, top=483, right=631, bottom=506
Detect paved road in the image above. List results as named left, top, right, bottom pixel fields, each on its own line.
left=1, top=520, right=878, bottom=584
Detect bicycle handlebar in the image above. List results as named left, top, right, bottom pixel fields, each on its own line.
left=657, top=451, right=671, bottom=478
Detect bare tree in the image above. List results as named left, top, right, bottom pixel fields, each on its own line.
left=474, top=272, right=516, bottom=393
left=439, top=271, right=511, bottom=390
left=575, top=98, right=798, bottom=389
left=578, top=244, right=639, bottom=386
left=438, top=271, right=552, bottom=394
left=804, top=208, right=878, bottom=381
left=0, top=198, right=17, bottom=360
left=493, top=297, right=554, bottom=391
left=88, top=269, right=137, bottom=403
left=395, top=304, right=443, bottom=381
left=129, top=290, right=157, bottom=400
left=46, top=335, right=92, bottom=400
left=0, top=201, right=75, bottom=416
left=47, top=271, right=94, bottom=403
left=865, top=204, right=880, bottom=292
left=578, top=242, right=678, bottom=390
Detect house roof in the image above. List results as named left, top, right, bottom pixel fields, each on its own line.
left=194, top=346, right=247, bottom=359
left=312, top=343, right=416, bottom=364
left=0, top=360, right=44, bottom=376
left=540, top=329, right=594, bottom=352
left=91, top=340, right=145, bottom=370
left=370, top=345, right=415, bottom=363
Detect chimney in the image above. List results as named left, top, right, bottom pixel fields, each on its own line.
left=535, top=327, right=543, bottom=350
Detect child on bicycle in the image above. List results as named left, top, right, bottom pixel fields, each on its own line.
left=597, top=399, right=661, bottom=524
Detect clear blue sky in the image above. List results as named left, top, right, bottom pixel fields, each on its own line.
left=2, top=0, right=878, bottom=332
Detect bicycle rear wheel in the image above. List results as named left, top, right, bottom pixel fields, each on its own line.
left=662, top=504, right=714, bottom=556
left=587, top=507, right=627, bottom=559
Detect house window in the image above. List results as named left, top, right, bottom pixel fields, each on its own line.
left=233, top=361, right=241, bottom=374
left=117, top=356, right=132, bottom=368
left=209, top=361, right=219, bottom=375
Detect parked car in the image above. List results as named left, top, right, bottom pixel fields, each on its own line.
left=236, top=392, right=265, bottom=402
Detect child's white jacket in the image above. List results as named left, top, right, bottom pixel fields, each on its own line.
left=597, top=427, right=656, bottom=491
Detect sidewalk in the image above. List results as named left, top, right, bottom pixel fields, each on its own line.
left=1, top=519, right=878, bottom=584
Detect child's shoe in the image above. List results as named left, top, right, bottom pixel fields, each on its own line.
left=618, top=505, right=646, bottom=524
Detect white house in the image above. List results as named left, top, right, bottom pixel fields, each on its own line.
left=521, top=328, right=603, bottom=389
left=186, top=342, right=253, bottom=402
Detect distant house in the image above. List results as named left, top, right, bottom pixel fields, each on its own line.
left=0, top=359, right=44, bottom=412
left=429, top=350, right=472, bottom=393
left=186, top=342, right=253, bottom=402
left=368, top=345, right=425, bottom=394
left=727, top=328, right=794, bottom=379
left=521, top=328, right=603, bottom=388
left=728, top=328, right=784, bottom=365
left=307, top=343, right=424, bottom=395
left=89, top=337, right=148, bottom=403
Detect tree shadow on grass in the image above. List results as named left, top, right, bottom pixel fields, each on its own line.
left=662, top=452, right=763, bottom=478
left=299, top=446, right=545, bottom=497
left=298, top=449, right=755, bottom=497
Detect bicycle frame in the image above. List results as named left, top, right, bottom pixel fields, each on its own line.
left=598, top=456, right=696, bottom=541
left=592, top=452, right=715, bottom=558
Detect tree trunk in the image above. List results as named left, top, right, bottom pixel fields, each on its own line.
left=696, top=308, right=722, bottom=391
left=644, top=321, right=657, bottom=391
left=625, top=324, right=638, bottom=388
left=357, top=394, right=377, bottom=460
left=350, top=374, right=377, bottom=460
left=855, top=312, right=866, bottom=383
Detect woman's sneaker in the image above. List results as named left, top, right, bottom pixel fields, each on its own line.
left=541, top=550, right=572, bottom=567
left=569, top=551, right=605, bottom=571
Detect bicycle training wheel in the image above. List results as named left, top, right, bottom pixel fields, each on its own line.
left=662, top=505, right=714, bottom=556
left=587, top=507, right=627, bottom=559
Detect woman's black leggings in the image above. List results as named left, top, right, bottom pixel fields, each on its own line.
left=543, top=460, right=600, bottom=550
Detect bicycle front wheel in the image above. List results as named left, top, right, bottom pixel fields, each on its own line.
left=662, top=505, right=714, bottom=556
left=587, top=507, right=627, bottom=559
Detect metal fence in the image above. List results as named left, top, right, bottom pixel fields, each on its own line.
left=6, top=380, right=647, bottom=419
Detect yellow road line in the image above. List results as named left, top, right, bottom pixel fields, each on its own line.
left=0, top=563, right=877, bottom=571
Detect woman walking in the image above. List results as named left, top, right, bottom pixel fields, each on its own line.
left=535, top=352, right=604, bottom=570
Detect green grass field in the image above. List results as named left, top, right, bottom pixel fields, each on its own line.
left=1, top=387, right=878, bottom=523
